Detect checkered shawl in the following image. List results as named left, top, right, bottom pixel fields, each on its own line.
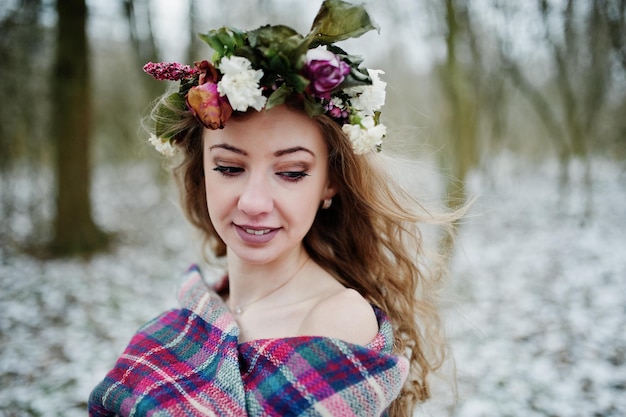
left=89, top=265, right=409, bottom=416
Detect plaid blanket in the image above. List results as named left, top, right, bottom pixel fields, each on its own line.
left=89, top=265, right=409, bottom=416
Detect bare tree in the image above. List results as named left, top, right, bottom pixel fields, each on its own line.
left=0, top=0, right=44, bottom=170
left=601, top=0, right=626, bottom=156
left=122, top=0, right=162, bottom=98
left=493, top=0, right=619, bottom=219
left=0, top=0, right=50, bottom=245
left=603, top=0, right=626, bottom=71
left=504, top=2, right=614, bottom=156
left=186, top=0, right=202, bottom=63
left=438, top=0, right=483, bottom=208
left=123, top=0, right=159, bottom=65
left=427, top=0, right=488, bottom=256
left=49, top=0, right=109, bottom=256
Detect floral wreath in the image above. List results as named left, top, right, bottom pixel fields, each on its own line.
left=144, top=0, right=387, bottom=157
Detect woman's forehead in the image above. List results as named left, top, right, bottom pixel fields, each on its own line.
left=203, top=106, right=326, bottom=156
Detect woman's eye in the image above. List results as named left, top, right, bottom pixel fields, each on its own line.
left=277, top=171, right=309, bottom=182
left=213, top=166, right=243, bottom=177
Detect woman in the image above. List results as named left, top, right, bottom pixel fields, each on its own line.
left=89, top=1, right=459, bottom=416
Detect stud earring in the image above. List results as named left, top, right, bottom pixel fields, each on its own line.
left=322, top=198, right=332, bottom=209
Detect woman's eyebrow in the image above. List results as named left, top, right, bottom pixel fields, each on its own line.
left=209, top=143, right=247, bottom=155
left=274, top=146, right=315, bottom=157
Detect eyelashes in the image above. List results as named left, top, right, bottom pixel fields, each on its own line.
left=213, top=166, right=243, bottom=176
left=278, top=171, right=309, bottom=181
left=212, top=166, right=310, bottom=183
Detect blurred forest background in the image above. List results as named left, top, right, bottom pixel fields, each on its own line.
left=1, top=0, right=625, bottom=416
left=1, top=0, right=624, bottom=256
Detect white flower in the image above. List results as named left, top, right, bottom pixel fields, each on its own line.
left=342, top=116, right=387, bottom=155
left=217, top=56, right=267, bottom=112
left=345, top=69, right=386, bottom=116
left=149, top=133, right=177, bottom=157
left=330, top=96, right=345, bottom=109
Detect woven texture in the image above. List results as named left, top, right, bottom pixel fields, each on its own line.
left=89, top=265, right=409, bottom=416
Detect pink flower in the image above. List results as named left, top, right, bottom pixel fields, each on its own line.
left=328, top=106, right=343, bottom=118
left=324, top=97, right=350, bottom=122
left=143, top=62, right=197, bottom=81
left=186, top=61, right=233, bottom=129
left=302, top=47, right=350, bottom=99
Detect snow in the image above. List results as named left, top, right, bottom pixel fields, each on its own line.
left=1, top=154, right=625, bottom=416
left=434, top=155, right=626, bottom=417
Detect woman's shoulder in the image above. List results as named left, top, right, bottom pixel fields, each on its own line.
left=298, top=287, right=379, bottom=346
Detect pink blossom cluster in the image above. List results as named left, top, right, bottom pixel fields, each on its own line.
left=143, top=62, right=198, bottom=81
left=324, top=100, right=350, bottom=123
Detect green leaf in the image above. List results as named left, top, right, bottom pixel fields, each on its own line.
left=274, top=33, right=309, bottom=59
left=248, top=25, right=300, bottom=49
left=248, top=25, right=307, bottom=70
left=303, top=98, right=324, bottom=117
left=309, top=0, right=379, bottom=45
left=284, top=73, right=310, bottom=93
left=339, top=73, right=370, bottom=90
left=198, top=31, right=225, bottom=54
left=231, top=45, right=258, bottom=65
left=348, top=65, right=371, bottom=82
left=198, top=27, right=245, bottom=60
left=326, top=44, right=365, bottom=67
left=266, top=84, right=292, bottom=109
left=268, top=53, right=291, bottom=74
left=373, top=111, right=381, bottom=125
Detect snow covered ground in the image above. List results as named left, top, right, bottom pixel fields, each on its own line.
left=0, top=154, right=624, bottom=416
left=440, top=155, right=626, bottom=417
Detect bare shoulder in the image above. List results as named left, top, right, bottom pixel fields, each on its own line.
left=298, top=288, right=379, bottom=346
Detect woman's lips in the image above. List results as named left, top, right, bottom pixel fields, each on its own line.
left=234, top=225, right=280, bottom=244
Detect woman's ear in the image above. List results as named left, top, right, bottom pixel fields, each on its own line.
left=322, top=182, right=337, bottom=200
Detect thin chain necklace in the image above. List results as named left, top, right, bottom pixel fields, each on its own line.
left=231, top=258, right=309, bottom=315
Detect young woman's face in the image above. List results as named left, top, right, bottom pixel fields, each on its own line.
left=203, top=105, right=335, bottom=266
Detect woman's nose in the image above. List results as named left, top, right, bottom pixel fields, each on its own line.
left=237, top=173, right=274, bottom=216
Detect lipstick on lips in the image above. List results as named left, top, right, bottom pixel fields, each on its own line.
left=235, top=224, right=280, bottom=244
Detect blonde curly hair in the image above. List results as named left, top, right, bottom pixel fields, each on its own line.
left=151, top=96, right=461, bottom=416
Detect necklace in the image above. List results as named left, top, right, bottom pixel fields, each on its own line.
left=231, top=258, right=309, bottom=315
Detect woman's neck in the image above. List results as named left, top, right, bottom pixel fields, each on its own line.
left=226, top=247, right=310, bottom=310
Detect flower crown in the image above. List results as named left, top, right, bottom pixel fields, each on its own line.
left=144, top=0, right=387, bottom=156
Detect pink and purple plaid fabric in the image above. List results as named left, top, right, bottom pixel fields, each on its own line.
left=89, top=265, right=409, bottom=416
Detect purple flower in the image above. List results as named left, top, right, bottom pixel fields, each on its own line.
left=302, top=48, right=350, bottom=99
left=143, top=62, right=197, bottom=81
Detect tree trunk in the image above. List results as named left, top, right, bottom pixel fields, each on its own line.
left=439, top=0, right=479, bottom=257
left=49, top=0, right=109, bottom=256
left=441, top=0, right=479, bottom=208
left=187, top=0, right=200, bottom=64
left=123, top=0, right=160, bottom=96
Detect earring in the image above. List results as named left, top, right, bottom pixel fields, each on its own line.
left=322, top=198, right=332, bottom=209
